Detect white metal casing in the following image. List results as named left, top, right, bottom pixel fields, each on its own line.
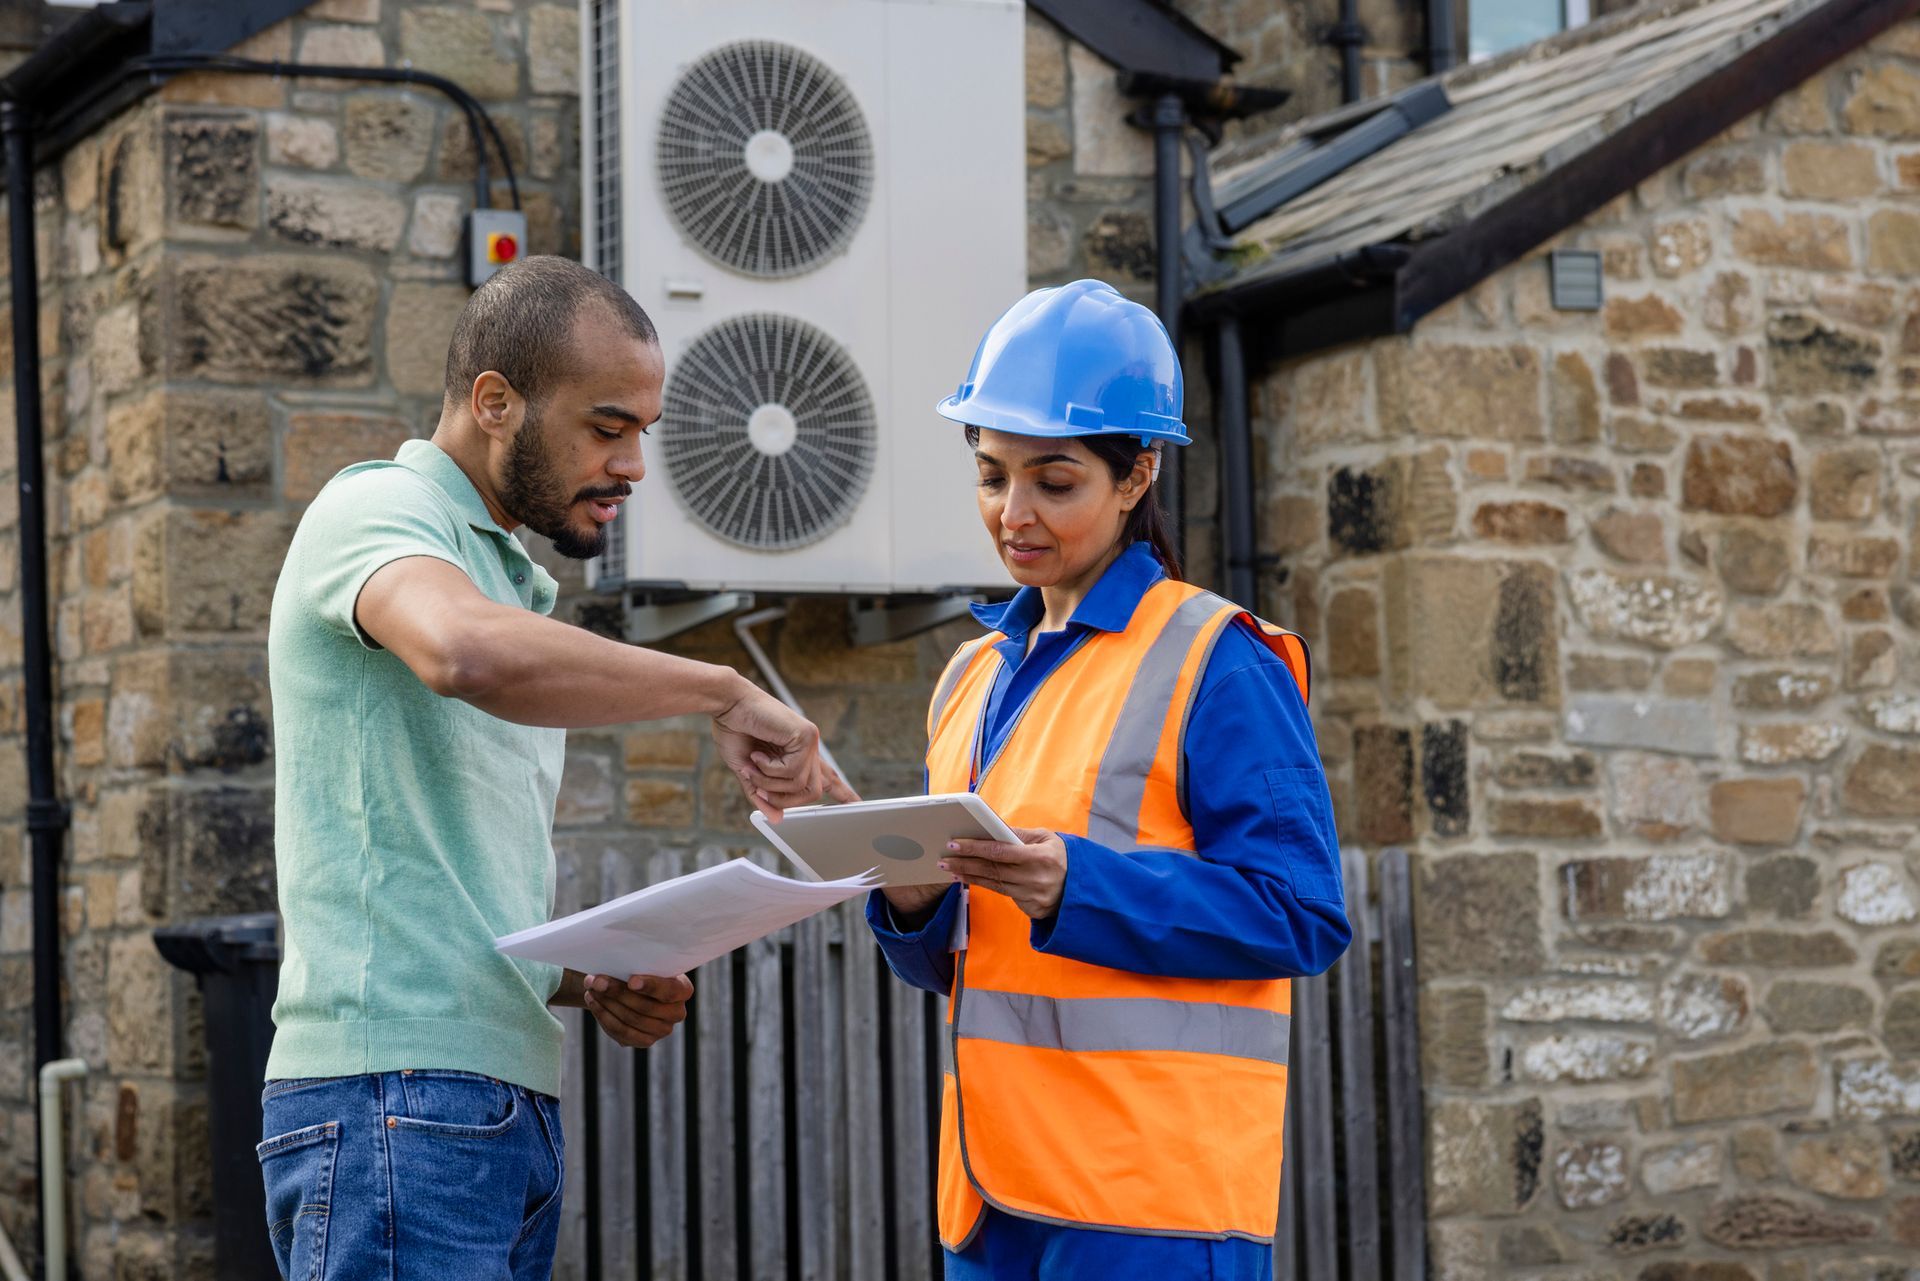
left=583, top=0, right=1024, bottom=594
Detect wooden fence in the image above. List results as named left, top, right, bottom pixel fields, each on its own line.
left=550, top=847, right=1424, bottom=1281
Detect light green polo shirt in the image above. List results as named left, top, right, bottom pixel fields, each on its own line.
left=266, top=439, right=569, bottom=1096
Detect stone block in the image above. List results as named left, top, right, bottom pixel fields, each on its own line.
left=1025, top=12, right=1067, bottom=109
left=1377, top=342, right=1542, bottom=440
left=1894, top=1129, right=1920, bottom=1180
left=107, top=935, right=177, bottom=1074
left=1502, top=980, right=1654, bottom=1024
left=1674, top=1042, right=1817, bottom=1123
left=1418, top=851, right=1543, bottom=978
left=1876, top=940, right=1920, bottom=982
left=1836, top=862, right=1918, bottom=925
left=1420, top=984, right=1488, bottom=1087
left=1716, top=526, right=1792, bottom=596
left=1026, top=116, right=1070, bottom=168
left=1082, top=209, right=1154, bottom=281
left=1325, top=449, right=1455, bottom=554
left=1591, top=508, right=1665, bottom=564
left=1685, top=146, right=1767, bottom=196
left=1843, top=745, right=1920, bottom=816
left=1568, top=653, right=1654, bottom=691
left=1847, top=62, right=1920, bottom=136
left=1550, top=351, right=1601, bottom=443
left=1496, top=749, right=1598, bottom=788
left=622, top=727, right=703, bottom=770
left=1567, top=568, right=1721, bottom=648
left=170, top=255, right=378, bottom=384
left=1067, top=42, right=1148, bottom=176
left=1847, top=631, right=1898, bottom=690
left=1764, top=980, right=1873, bottom=1035
left=1565, top=695, right=1717, bottom=756
left=1564, top=853, right=1732, bottom=922
left=1663, top=657, right=1714, bottom=697
left=1641, top=1140, right=1722, bottom=1195
left=165, top=115, right=259, bottom=230
left=1726, top=604, right=1838, bottom=659
left=1428, top=1097, right=1543, bottom=1216
left=1606, top=294, right=1685, bottom=338
left=1662, top=970, right=1751, bottom=1039
left=1700, top=929, right=1856, bottom=967
left=554, top=752, right=614, bottom=826
left=1643, top=346, right=1719, bottom=388
left=1556, top=1141, right=1629, bottom=1209
left=1471, top=500, right=1568, bottom=544
left=283, top=412, right=410, bottom=502
left=1839, top=1060, right=1920, bottom=1120
left=1682, top=434, right=1797, bottom=517
left=400, top=8, right=519, bottom=101
left=1808, top=534, right=1900, bottom=578
left=267, top=176, right=407, bottom=252
left=1603, top=1213, right=1687, bottom=1254
left=528, top=5, right=580, bottom=96
left=1522, top=452, right=1615, bottom=492
left=436, top=112, right=529, bottom=182
left=1647, top=218, right=1711, bottom=278
left=102, top=118, right=165, bottom=260
left=1609, top=753, right=1700, bottom=839
left=1843, top=587, right=1888, bottom=622
left=343, top=94, right=436, bottom=183
left=166, top=786, right=275, bottom=917
left=137, top=509, right=291, bottom=636
left=1708, top=777, right=1806, bottom=846
left=1700, top=1195, right=1873, bottom=1249
left=1768, top=313, right=1881, bottom=393
left=624, top=778, right=695, bottom=828
left=1521, top=1033, right=1653, bottom=1082
left=298, top=23, right=384, bottom=76
left=1731, top=210, right=1851, bottom=270
left=1734, top=669, right=1832, bottom=711
left=1745, top=856, right=1820, bottom=921
left=1488, top=797, right=1602, bottom=839
left=1324, top=589, right=1380, bottom=679
left=1420, top=720, right=1469, bottom=838
left=386, top=283, right=471, bottom=397
left=1352, top=725, right=1412, bottom=844
left=1385, top=558, right=1558, bottom=709
left=1739, top=722, right=1846, bottom=766
left=1781, top=141, right=1880, bottom=198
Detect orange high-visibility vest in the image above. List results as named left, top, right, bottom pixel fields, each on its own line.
left=923, top=578, right=1312, bottom=1249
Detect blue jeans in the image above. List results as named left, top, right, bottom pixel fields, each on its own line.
left=944, top=1207, right=1273, bottom=1280
left=257, top=1071, right=565, bottom=1281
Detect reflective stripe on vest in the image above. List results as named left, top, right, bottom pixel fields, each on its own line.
left=926, top=578, right=1312, bottom=1248
left=957, top=988, right=1292, bottom=1066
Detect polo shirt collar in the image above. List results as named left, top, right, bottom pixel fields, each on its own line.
left=395, top=439, right=509, bottom=535
left=970, top=541, right=1166, bottom=643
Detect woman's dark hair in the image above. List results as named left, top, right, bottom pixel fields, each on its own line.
left=965, top=426, right=1184, bottom=580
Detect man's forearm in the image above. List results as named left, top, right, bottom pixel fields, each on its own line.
left=450, top=602, right=751, bottom=729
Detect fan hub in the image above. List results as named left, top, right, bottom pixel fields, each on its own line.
left=743, top=130, right=796, bottom=184
left=747, top=403, right=800, bottom=457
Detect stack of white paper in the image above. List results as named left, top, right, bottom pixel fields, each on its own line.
left=495, top=858, right=878, bottom=978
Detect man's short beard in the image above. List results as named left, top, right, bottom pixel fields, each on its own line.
left=499, top=402, right=611, bottom=560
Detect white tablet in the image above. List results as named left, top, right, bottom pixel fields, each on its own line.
left=750, top=793, right=1020, bottom=886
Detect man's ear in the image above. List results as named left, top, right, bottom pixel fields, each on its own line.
left=470, top=371, right=522, bottom=441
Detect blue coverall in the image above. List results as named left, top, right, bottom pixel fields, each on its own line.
left=866, top=542, right=1351, bottom=1279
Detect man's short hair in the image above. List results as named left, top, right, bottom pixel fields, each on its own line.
left=444, top=255, right=658, bottom=406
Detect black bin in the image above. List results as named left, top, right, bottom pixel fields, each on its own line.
left=153, top=912, right=280, bottom=1281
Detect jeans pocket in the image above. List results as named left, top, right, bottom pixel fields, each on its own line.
left=256, top=1122, right=339, bottom=1281
left=391, top=1071, right=519, bottom=1139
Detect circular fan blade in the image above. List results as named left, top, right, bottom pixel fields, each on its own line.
left=661, top=314, right=878, bottom=549
left=656, top=41, right=874, bottom=278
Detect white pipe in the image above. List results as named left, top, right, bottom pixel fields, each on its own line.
left=732, top=607, right=843, bottom=779
left=38, top=1057, right=87, bottom=1281
left=0, top=1210, right=29, bottom=1281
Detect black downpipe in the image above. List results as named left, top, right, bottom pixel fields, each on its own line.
left=1331, top=1, right=1365, bottom=103
left=1429, top=0, right=1458, bottom=74
left=1151, top=93, right=1186, bottom=561
left=5, top=95, right=70, bottom=1262
left=1215, top=317, right=1256, bottom=608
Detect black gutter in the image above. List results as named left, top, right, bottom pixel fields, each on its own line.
left=1151, top=92, right=1187, bottom=555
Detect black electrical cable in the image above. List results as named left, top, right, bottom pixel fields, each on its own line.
left=50, top=52, right=522, bottom=211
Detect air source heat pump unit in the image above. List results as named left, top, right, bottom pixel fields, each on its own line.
left=582, top=0, right=1025, bottom=595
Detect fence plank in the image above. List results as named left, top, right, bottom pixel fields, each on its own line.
left=694, top=848, right=739, bottom=1281
left=552, top=846, right=591, bottom=1281
left=887, top=978, right=933, bottom=1281
left=1295, top=971, right=1338, bottom=1281
left=598, top=847, right=644, bottom=1281
left=793, top=909, right=836, bottom=1281
left=841, top=902, right=886, bottom=1279
left=645, top=848, right=690, bottom=1281
left=1337, top=849, right=1383, bottom=1281
left=746, top=849, right=790, bottom=1281
left=1379, top=848, right=1427, bottom=1281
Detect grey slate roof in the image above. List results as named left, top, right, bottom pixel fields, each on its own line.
left=1204, top=0, right=1821, bottom=294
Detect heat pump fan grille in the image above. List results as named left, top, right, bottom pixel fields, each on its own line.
left=656, top=40, right=874, bottom=278
left=661, top=314, right=877, bottom=550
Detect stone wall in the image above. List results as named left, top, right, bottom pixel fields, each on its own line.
left=0, top=2, right=581, bottom=1274
left=1252, top=24, right=1920, bottom=1275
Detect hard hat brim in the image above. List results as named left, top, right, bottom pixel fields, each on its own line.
left=936, top=394, right=1191, bottom=447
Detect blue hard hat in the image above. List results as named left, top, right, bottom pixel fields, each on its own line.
left=936, top=279, right=1190, bottom=446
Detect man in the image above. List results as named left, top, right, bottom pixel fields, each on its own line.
left=258, top=256, right=850, bottom=1280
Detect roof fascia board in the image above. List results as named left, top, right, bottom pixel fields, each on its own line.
left=1394, top=0, right=1920, bottom=329
left=1026, top=0, right=1239, bottom=82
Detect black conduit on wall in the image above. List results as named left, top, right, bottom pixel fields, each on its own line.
left=1151, top=92, right=1187, bottom=561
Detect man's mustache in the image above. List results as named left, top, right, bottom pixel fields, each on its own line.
left=576, top=483, right=632, bottom=502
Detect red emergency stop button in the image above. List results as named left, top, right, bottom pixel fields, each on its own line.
left=487, top=232, right=520, bottom=264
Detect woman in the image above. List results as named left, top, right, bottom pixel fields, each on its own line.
left=866, top=279, right=1351, bottom=1279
